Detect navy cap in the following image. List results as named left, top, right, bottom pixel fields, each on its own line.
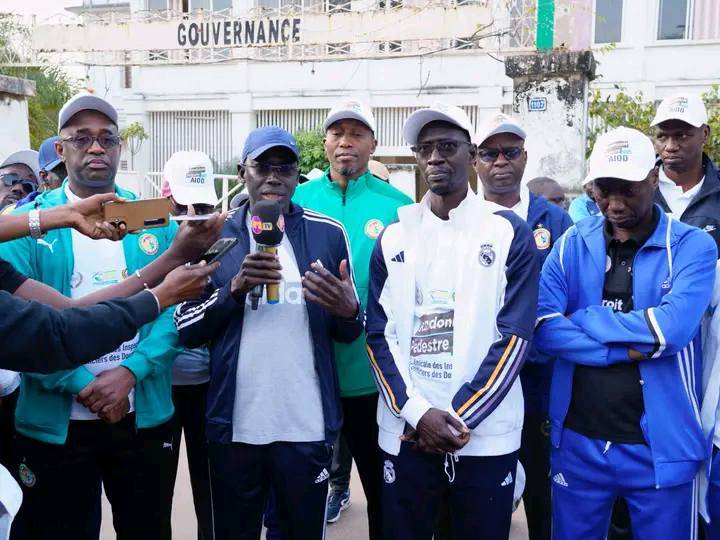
left=39, top=136, right=62, bottom=172
left=242, top=126, right=299, bottom=163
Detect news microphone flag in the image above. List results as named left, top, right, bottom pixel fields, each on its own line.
left=249, top=200, right=285, bottom=309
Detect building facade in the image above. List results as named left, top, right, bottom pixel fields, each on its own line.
left=48, top=0, right=720, bottom=199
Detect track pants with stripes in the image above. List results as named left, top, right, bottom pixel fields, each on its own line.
left=382, top=442, right=518, bottom=540
left=207, top=440, right=332, bottom=540
left=551, top=428, right=697, bottom=540
left=704, top=447, right=720, bottom=539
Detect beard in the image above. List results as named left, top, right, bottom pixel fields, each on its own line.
left=339, top=165, right=358, bottom=178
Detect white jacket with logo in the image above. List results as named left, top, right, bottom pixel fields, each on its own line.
left=366, top=191, right=539, bottom=456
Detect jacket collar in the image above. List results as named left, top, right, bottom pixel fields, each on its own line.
left=398, top=186, right=482, bottom=231
left=33, top=179, right=137, bottom=209
left=321, top=169, right=371, bottom=201
left=527, top=192, right=550, bottom=226
left=655, top=154, right=720, bottom=211
left=576, top=204, right=674, bottom=275
left=235, top=200, right=305, bottom=234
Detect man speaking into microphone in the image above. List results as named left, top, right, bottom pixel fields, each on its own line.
left=174, top=126, right=363, bottom=540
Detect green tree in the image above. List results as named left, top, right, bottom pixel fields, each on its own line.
left=0, top=14, right=77, bottom=148
left=588, top=85, right=720, bottom=163
left=119, top=122, right=148, bottom=170
left=294, top=129, right=328, bottom=174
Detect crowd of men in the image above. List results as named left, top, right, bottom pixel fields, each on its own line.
left=1, top=88, right=720, bottom=540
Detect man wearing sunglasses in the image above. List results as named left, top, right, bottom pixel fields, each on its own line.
left=473, top=113, right=572, bottom=540
left=292, top=99, right=412, bottom=536
left=366, top=103, right=538, bottom=539
left=0, top=150, right=40, bottom=211
left=0, top=93, right=183, bottom=540
left=175, top=126, right=363, bottom=540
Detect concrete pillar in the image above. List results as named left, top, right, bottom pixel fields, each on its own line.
left=505, top=50, right=596, bottom=190
left=0, top=75, right=35, bottom=156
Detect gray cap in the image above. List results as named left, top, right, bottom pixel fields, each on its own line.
left=0, top=150, right=40, bottom=180
left=58, top=93, right=118, bottom=131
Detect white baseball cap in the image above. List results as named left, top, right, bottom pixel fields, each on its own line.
left=0, top=150, right=40, bottom=180
left=324, top=99, right=377, bottom=133
left=403, top=102, right=474, bottom=146
left=58, top=93, right=118, bottom=131
left=162, top=151, right=218, bottom=206
left=586, top=127, right=657, bottom=183
left=651, top=93, right=708, bottom=128
left=474, top=113, right=527, bottom=146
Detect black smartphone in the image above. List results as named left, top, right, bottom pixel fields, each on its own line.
left=195, top=238, right=238, bottom=265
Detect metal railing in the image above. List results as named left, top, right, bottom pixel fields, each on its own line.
left=143, top=172, right=244, bottom=212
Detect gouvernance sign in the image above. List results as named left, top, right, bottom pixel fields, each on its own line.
left=177, top=18, right=301, bottom=47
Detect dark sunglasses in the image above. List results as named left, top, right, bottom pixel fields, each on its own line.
left=175, top=203, right=216, bottom=216
left=243, top=162, right=299, bottom=179
left=1, top=173, right=36, bottom=190
left=61, top=135, right=121, bottom=151
left=477, top=147, right=524, bottom=163
left=410, top=140, right=474, bottom=158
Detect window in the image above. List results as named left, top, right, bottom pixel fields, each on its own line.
left=327, top=42, right=351, bottom=55
left=658, top=0, right=690, bottom=40
left=594, top=0, right=623, bottom=43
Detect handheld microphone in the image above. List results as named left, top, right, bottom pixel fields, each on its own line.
left=249, top=200, right=285, bottom=310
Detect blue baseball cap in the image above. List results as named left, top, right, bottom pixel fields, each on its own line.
left=39, top=136, right=62, bottom=172
left=241, top=126, right=299, bottom=163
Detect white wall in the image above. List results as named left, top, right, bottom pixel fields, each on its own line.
left=0, top=95, right=31, bottom=157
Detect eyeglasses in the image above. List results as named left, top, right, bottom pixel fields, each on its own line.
left=1, top=173, right=36, bottom=191
left=410, top=140, right=474, bottom=159
left=244, top=163, right=299, bottom=179
left=477, top=147, right=524, bottom=163
left=61, top=135, right=121, bottom=151
left=174, top=203, right=216, bottom=216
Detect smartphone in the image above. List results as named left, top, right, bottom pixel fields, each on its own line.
left=104, top=198, right=173, bottom=230
left=195, top=237, right=238, bottom=265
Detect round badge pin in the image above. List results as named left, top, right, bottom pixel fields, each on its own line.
left=533, top=227, right=551, bottom=250
left=18, top=463, right=36, bottom=488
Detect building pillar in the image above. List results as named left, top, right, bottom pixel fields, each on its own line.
left=505, top=50, right=596, bottom=189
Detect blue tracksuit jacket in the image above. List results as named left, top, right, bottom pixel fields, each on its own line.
left=535, top=207, right=717, bottom=487
left=173, top=202, right=364, bottom=445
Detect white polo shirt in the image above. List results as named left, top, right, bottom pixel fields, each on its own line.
left=659, top=167, right=704, bottom=218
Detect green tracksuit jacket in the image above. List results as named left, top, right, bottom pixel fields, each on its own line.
left=0, top=182, right=180, bottom=444
left=293, top=170, right=413, bottom=397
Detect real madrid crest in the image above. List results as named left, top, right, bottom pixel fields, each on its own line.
left=383, top=459, right=396, bottom=484
left=479, top=243, right=495, bottom=267
left=533, top=227, right=551, bottom=250
left=18, top=463, right=36, bottom=487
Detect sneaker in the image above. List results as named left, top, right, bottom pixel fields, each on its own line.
left=326, top=488, right=351, bottom=523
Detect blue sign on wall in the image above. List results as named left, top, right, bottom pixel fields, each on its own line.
left=529, top=97, right=547, bottom=112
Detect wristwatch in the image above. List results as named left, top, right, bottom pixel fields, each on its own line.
left=28, top=209, right=45, bottom=240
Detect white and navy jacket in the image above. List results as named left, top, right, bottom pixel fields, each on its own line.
left=536, top=208, right=717, bottom=488
left=173, top=202, right=364, bottom=445
left=366, top=191, right=539, bottom=457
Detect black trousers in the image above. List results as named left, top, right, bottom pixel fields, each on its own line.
left=519, top=411, right=552, bottom=540
left=384, top=444, right=518, bottom=540
left=11, top=415, right=175, bottom=540
left=329, top=433, right=352, bottom=493
left=170, top=384, right=213, bottom=540
left=339, top=393, right=385, bottom=540
left=208, top=440, right=332, bottom=540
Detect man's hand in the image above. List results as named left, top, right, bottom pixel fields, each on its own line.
left=302, top=259, right=358, bottom=319
left=63, top=192, right=128, bottom=241
left=150, top=260, right=220, bottom=308
left=413, top=408, right=470, bottom=454
left=230, top=252, right=282, bottom=301
left=77, top=367, right=136, bottom=414
left=98, top=397, right=130, bottom=424
left=166, top=207, right=226, bottom=265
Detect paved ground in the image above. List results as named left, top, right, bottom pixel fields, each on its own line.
left=101, top=440, right=529, bottom=539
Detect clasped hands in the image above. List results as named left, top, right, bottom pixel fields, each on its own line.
left=77, top=366, right=136, bottom=424
left=402, top=408, right=471, bottom=454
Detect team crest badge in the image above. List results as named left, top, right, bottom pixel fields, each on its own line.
left=18, top=463, right=36, bottom=488
left=533, top=227, right=551, bottom=250
left=138, top=233, right=159, bottom=256
left=478, top=243, right=495, bottom=267
left=383, top=460, right=396, bottom=484
left=364, top=219, right=385, bottom=239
